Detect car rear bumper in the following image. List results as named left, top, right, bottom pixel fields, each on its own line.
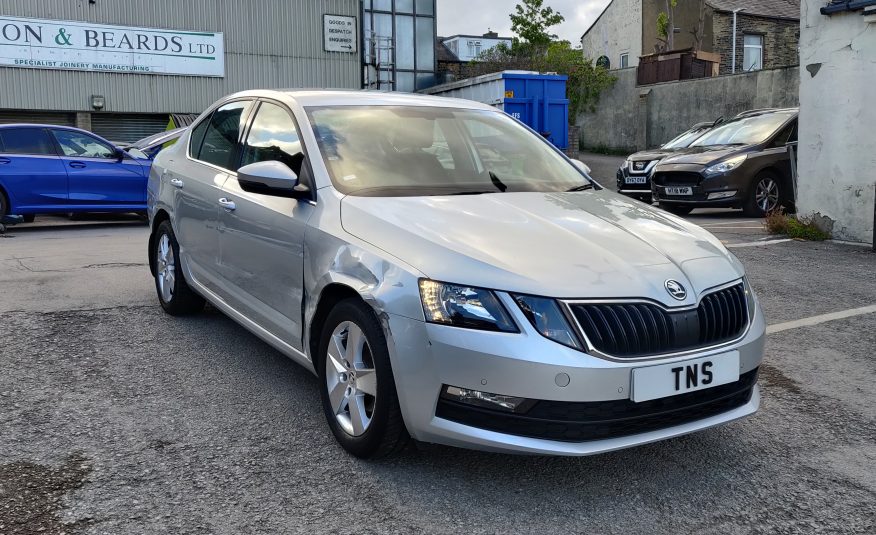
left=383, top=294, right=766, bottom=456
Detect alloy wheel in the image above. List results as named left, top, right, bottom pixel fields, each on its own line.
left=325, top=321, right=377, bottom=437
left=755, top=177, right=780, bottom=213
left=156, top=234, right=176, bottom=303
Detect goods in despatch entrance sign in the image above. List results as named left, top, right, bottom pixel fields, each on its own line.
left=323, top=14, right=357, bottom=53
left=0, top=16, right=225, bottom=77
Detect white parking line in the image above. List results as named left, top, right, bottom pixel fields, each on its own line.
left=767, top=305, right=876, bottom=334
left=700, top=220, right=763, bottom=227
left=726, top=239, right=793, bottom=248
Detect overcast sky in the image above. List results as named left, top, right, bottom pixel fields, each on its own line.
left=436, top=0, right=611, bottom=43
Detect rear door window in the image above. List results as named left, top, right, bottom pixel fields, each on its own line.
left=196, top=101, right=251, bottom=171
left=188, top=115, right=211, bottom=158
left=0, top=128, right=56, bottom=155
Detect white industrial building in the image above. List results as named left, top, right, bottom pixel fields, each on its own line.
left=0, top=0, right=437, bottom=142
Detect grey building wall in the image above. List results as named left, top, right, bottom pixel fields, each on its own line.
left=0, top=0, right=361, bottom=114
left=577, top=65, right=799, bottom=153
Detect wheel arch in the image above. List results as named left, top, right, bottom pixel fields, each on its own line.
left=307, top=283, right=366, bottom=363
left=148, top=209, right=171, bottom=276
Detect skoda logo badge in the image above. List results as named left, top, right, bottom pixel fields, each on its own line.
left=665, top=280, right=687, bottom=301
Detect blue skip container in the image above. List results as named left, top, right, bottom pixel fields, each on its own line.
left=422, top=70, right=570, bottom=150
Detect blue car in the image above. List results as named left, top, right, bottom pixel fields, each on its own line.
left=0, top=124, right=150, bottom=220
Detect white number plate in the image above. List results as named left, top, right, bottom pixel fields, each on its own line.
left=626, top=176, right=648, bottom=184
left=665, top=186, right=693, bottom=196
left=631, top=351, right=740, bottom=403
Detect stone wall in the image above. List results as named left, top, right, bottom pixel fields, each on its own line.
left=713, top=12, right=800, bottom=75
left=577, top=65, right=799, bottom=153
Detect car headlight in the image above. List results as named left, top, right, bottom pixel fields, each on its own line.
left=742, top=277, right=757, bottom=322
left=704, top=154, right=747, bottom=176
left=512, top=295, right=584, bottom=350
left=419, top=280, right=517, bottom=332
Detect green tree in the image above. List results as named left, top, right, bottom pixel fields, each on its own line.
left=510, top=0, right=565, bottom=48
left=469, top=1, right=616, bottom=127
left=656, top=0, right=678, bottom=51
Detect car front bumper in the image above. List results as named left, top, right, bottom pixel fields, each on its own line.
left=384, top=293, right=766, bottom=456
left=616, top=167, right=654, bottom=200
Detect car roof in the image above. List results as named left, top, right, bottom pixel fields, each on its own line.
left=219, top=89, right=499, bottom=111
left=0, top=123, right=102, bottom=136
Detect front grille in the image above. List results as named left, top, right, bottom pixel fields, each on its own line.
left=569, top=283, right=748, bottom=358
left=436, top=369, right=758, bottom=442
left=653, top=171, right=702, bottom=186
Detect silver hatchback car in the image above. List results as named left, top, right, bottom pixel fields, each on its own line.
left=147, top=90, right=765, bottom=458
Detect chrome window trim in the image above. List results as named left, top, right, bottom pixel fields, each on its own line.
left=560, top=279, right=753, bottom=362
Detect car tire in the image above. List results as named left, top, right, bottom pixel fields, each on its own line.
left=661, top=203, right=693, bottom=216
left=0, top=189, right=8, bottom=218
left=318, top=298, right=409, bottom=459
left=23, top=214, right=35, bottom=223
left=744, top=172, right=782, bottom=217
left=152, top=220, right=205, bottom=316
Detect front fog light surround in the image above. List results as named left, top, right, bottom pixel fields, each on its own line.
left=419, top=279, right=517, bottom=332
left=513, top=294, right=584, bottom=350
left=708, top=190, right=737, bottom=200
left=441, top=385, right=533, bottom=413
left=704, top=154, right=747, bottom=176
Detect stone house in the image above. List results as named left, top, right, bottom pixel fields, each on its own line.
left=582, top=0, right=800, bottom=75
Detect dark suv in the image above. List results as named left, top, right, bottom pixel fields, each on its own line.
left=651, top=109, right=798, bottom=216
left=616, top=122, right=714, bottom=204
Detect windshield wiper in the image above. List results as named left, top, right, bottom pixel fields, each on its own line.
left=489, top=171, right=508, bottom=193
left=566, top=183, right=594, bottom=192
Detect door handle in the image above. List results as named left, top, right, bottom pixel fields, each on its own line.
left=169, top=178, right=184, bottom=189
left=69, top=161, right=86, bottom=169
left=0, top=157, right=10, bottom=164
left=218, top=198, right=236, bottom=211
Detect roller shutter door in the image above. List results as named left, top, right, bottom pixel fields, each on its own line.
left=90, top=114, right=169, bottom=144
left=0, top=110, right=75, bottom=126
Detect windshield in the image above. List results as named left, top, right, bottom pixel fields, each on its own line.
left=691, top=111, right=795, bottom=147
left=306, top=106, right=593, bottom=196
left=662, top=126, right=710, bottom=149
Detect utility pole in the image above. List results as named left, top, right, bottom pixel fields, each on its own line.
left=731, top=8, right=745, bottom=74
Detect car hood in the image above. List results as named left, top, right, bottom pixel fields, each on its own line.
left=657, top=145, right=751, bottom=167
left=341, top=190, right=743, bottom=305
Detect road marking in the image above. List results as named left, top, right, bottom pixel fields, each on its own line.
left=705, top=226, right=765, bottom=230
left=767, top=305, right=876, bottom=334
left=726, top=239, right=793, bottom=248
left=700, top=220, right=763, bottom=227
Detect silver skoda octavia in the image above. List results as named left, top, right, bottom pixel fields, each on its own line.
left=147, top=90, right=765, bottom=458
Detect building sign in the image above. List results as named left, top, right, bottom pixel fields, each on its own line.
left=0, top=16, right=225, bottom=77
left=323, top=14, right=357, bottom=53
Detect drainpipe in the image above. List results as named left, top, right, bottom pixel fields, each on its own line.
left=731, top=8, right=745, bottom=74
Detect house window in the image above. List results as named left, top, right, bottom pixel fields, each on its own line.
left=743, top=34, right=763, bottom=71
left=620, top=53, right=629, bottom=68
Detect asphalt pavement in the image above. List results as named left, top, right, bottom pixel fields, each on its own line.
left=1, top=211, right=874, bottom=535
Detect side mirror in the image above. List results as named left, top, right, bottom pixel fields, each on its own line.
left=571, top=159, right=592, bottom=175
left=237, top=160, right=309, bottom=198
left=115, top=148, right=128, bottom=161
